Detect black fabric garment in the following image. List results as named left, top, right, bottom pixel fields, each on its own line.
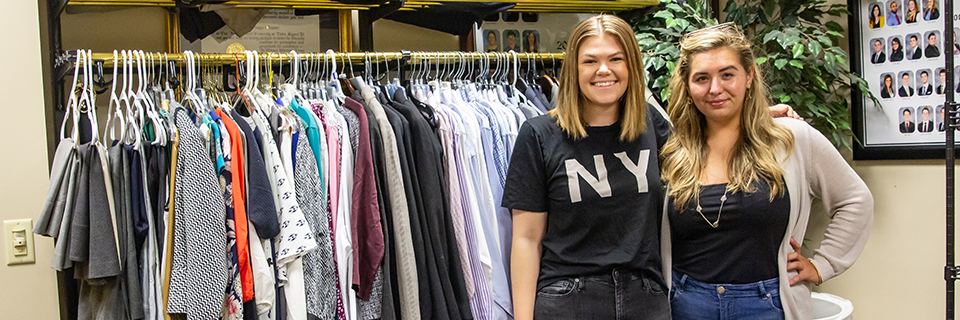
left=536, top=90, right=551, bottom=111
left=155, top=145, right=168, bottom=252
left=377, top=92, right=434, bottom=320
left=375, top=87, right=391, bottom=106
left=144, top=144, right=165, bottom=257
left=230, top=109, right=281, bottom=238
left=126, top=145, right=149, bottom=255
left=669, top=180, right=790, bottom=284
left=276, top=286, right=286, bottom=320
left=363, top=97, right=400, bottom=320
left=502, top=106, right=672, bottom=291
left=179, top=8, right=226, bottom=42
left=109, top=143, right=144, bottom=320
left=244, top=300, right=257, bottom=320
left=393, top=91, right=473, bottom=320
left=384, top=3, right=514, bottom=35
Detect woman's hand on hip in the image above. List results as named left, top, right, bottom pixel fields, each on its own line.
left=787, top=238, right=821, bottom=285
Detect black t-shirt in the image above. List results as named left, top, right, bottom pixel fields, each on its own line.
left=669, top=179, right=790, bottom=284
left=502, top=105, right=671, bottom=290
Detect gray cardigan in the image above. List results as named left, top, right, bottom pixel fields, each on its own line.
left=660, top=118, right=874, bottom=320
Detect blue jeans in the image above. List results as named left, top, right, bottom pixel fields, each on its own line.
left=533, top=269, right=670, bottom=320
left=670, top=273, right=784, bottom=320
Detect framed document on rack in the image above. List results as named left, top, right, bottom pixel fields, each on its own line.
left=850, top=0, right=957, bottom=159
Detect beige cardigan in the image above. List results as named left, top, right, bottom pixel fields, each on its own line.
left=660, top=118, right=874, bottom=320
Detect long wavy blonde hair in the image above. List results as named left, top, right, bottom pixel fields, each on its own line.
left=548, top=14, right=647, bottom=141
left=660, top=24, right=795, bottom=210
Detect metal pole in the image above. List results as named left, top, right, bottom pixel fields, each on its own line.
left=946, top=0, right=956, bottom=317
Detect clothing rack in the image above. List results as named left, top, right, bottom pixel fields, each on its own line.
left=48, top=45, right=565, bottom=320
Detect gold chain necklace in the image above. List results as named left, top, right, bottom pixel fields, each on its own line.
left=696, top=188, right=728, bottom=229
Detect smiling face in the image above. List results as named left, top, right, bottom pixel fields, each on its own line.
left=929, top=34, right=937, bottom=46
left=910, top=0, right=918, bottom=11
left=922, top=72, right=929, bottom=84
left=911, top=36, right=919, bottom=48
left=922, top=108, right=931, bottom=121
left=927, top=0, right=934, bottom=9
left=577, top=34, right=629, bottom=113
left=904, top=109, right=912, bottom=122
left=687, top=47, right=754, bottom=126
left=902, top=73, right=911, bottom=85
left=874, top=5, right=882, bottom=17
left=875, top=40, right=883, bottom=53
left=893, top=39, right=901, bottom=50
left=891, top=1, right=899, bottom=12
left=885, top=75, right=894, bottom=88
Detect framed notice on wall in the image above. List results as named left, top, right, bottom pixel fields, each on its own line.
left=851, top=0, right=958, bottom=159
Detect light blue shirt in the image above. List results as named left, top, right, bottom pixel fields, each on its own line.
left=888, top=12, right=902, bottom=25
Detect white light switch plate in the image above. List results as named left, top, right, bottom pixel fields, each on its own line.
left=4, top=219, right=35, bottom=265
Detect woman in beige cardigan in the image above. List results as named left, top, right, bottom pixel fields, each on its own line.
left=659, top=23, right=873, bottom=320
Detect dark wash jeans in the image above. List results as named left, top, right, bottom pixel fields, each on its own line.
left=670, top=272, right=785, bottom=320
left=533, top=269, right=670, bottom=320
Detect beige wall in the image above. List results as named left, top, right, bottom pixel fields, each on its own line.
left=372, top=18, right=460, bottom=52
left=7, top=3, right=956, bottom=319
left=0, top=0, right=60, bottom=318
left=807, top=159, right=947, bottom=319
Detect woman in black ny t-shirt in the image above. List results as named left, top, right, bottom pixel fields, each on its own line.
left=502, top=15, right=673, bottom=320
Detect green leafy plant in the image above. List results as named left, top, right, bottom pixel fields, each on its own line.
left=627, top=0, right=718, bottom=104
left=624, top=0, right=881, bottom=149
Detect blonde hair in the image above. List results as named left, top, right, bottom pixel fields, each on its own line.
left=660, top=23, right=795, bottom=210
left=549, top=14, right=647, bottom=141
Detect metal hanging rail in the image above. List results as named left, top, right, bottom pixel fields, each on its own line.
left=57, top=51, right=565, bottom=69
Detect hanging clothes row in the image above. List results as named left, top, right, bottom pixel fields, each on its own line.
left=37, top=49, right=561, bottom=320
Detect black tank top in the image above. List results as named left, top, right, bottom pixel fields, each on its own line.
left=669, top=179, right=789, bottom=284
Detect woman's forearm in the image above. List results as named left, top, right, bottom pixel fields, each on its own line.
left=511, top=235, right=542, bottom=320
left=511, top=209, right=547, bottom=320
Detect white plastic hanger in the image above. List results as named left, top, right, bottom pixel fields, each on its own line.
left=78, top=49, right=101, bottom=144
left=180, top=51, right=207, bottom=114
left=103, top=50, right=126, bottom=145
